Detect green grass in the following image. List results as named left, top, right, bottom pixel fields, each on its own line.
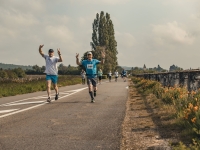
left=0, top=75, right=81, bottom=98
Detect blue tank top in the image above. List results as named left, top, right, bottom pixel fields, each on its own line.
left=82, top=59, right=100, bottom=78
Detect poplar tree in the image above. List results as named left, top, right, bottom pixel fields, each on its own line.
left=90, top=11, right=118, bottom=74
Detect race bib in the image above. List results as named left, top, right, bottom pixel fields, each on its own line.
left=87, top=64, right=93, bottom=69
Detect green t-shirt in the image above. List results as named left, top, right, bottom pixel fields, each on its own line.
left=98, top=71, right=103, bottom=76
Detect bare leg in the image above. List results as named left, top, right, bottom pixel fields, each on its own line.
left=53, top=83, right=58, bottom=94
left=88, top=84, right=93, bottom=92
left=47, top=80, right=51, bottom=97
left=94, top=86, right=97, bottom=91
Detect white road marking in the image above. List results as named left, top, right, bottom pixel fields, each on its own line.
left=0, top=87, right=88, bottom=119
left=59, top=92, right=69, bottom=94
left=3, top=101, right=45, bottom=106
left=0, top=89, right=83, bottom=107
left=0, top=103, right=46, bottom=118
left=0, top=109, right=19, bottom=114
left=0, top=96, right=47, bottom=107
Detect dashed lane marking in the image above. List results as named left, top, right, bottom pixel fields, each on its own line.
left=3, top=101, right=45, bottom=106
left=0, top=109, right=19, bottom=114
left=0, top=87, right=88, bottom=119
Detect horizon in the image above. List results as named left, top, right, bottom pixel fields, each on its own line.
left=0, top=62, right=189, bottom=71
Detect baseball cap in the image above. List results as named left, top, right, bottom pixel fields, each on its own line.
left=87, top=51, right=92, bottom=55
left=48, top=49, right=54, bottom=53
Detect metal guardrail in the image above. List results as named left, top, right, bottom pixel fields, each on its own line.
left=136, top=70, right=200, bottom=91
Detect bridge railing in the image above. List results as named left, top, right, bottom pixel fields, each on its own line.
left=135, top=70, right=200, bottom=91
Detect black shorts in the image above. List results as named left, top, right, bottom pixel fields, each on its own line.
left=99, top=76, right=102, bottom=80
left=87, top=78, right=97, bottom=87
left=115, top=76, right=118, bottom=78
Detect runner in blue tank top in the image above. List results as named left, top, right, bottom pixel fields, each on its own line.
left=76, top=51, right=105, bottom=103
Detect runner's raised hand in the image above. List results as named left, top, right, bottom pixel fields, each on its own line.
left=101, top=50, right=105, bottom=58
left=76, top=53, right=79, bottom=59
left=39, top=44, right=44, bottom=49
left=57, top=48, right=61, bottom=55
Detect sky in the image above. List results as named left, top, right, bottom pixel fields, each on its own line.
left=0, top=0, right=200, bottom=70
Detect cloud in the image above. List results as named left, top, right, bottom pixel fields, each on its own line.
left=152, top=21, right=194, bottom=45
left=0, top=0, right=45, bottom=15
left=70, top=0, right=130, bottom=5
left=0, top=11, right=39, bottom=30
left=45, top=25, right=74, bottom=44
left=78, top=16, right=94, bottom=28
left=116, top=32, right=136, bottom=48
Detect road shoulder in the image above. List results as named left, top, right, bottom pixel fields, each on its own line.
left=121, top=80, right=171, bottom=150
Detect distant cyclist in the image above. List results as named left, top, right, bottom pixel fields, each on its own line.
left=108, top=71, right=112, bottom=82
left=122, top=69, right=127, bottom=82
left=114, top=70, right=119, bottom=82
left=39, top=44, right=63, bottom=102
left=81, top=69, right=86, bottom=85
left=76, top=51, right=105, bottom=103
left=98, top=68, right=103, bottom=84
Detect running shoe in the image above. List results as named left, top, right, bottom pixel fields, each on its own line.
left=91, top=98, right=95, bottom=103
left=47, top=97, right=51, bottom=103
left=55, top=93, right=59, bottom=100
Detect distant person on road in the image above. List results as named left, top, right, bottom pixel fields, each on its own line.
left=76, top=51, right=105, bottom=103
left=39, top=45, right=63, bottom=102
left=81, top=69, right=86, bottom=85
left=122, top=69, right=127, bottom=82
left=108, top=71, right=112, bottom=82
left=98, top=68, right=103, bottom=84
left=114, top=70, right=119, bottom=82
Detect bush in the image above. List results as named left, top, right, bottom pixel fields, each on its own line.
left=102, top=75, right=107, bottom=79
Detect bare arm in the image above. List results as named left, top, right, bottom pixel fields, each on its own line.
left=76, top=53, right=81, bottom=65
left=100, top=51, right=106, bottom=64
left=39, top=44, right=45, bottom=57
left=57, top=48, right=63, bottom=62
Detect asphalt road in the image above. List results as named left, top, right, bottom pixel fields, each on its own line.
left=0, top=78, right=128, bottom=150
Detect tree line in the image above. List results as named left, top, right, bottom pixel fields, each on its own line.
left=131, top=64, right=183, bottom=75
left=0, top=68, right=26, bottom=79
left=25, top=64, right=80, bottom=75
left=0, top=64, right=80, bottom=79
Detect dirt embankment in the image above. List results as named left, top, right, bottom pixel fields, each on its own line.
left=121, top=81, right=175, bottom=150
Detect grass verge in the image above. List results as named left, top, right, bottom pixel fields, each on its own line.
left=0, top=75, right=81, bottom=98
left=132, top=77, right=200, bottom=150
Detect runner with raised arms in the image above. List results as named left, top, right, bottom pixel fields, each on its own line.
left=76, top=50, right=105, bottom=103
left=39, top=44, right=63, bottom=102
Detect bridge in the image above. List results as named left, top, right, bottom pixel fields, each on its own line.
left=136, top=70, right=200, bottom=91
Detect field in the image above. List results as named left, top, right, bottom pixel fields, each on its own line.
left=0, top=75, right=81, bottom=98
